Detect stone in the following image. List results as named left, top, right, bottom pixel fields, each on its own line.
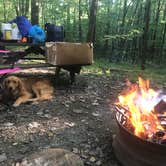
left=81, top=154, right=88, bottom=159
left=28, top=122, right=40, bottom=128
left=0, top=153, right=7, bottom=162
left=12, top=142, right=18, bottom=146
left=72, top=148, right=79, bottom=154
left=89, top=156, right=96, bottom=162
left=73, top=109, right=83, bottom=114
left=36, top=111, right=43, bottom=116
left=96, top=160, right=102, bottom=166
left=64, top=122, right=75, bottom=127
left=44, top=114, right=52, bottom=118
left=92, top=112, right=100, bottom=117
left=19, top=148, right=84, bottom=166
left=4, top=122, right=14, bottom=127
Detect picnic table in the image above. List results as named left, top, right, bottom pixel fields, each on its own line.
left=0, top=41, right=46, bottom=67
left=0, top=41, right=87, bottom=83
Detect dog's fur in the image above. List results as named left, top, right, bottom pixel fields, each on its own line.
left=3, top=76, right=54, bottom=107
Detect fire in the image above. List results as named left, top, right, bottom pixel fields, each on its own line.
left=117, top=77, right=165, bottom=139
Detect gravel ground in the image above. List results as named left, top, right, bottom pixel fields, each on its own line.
left=0, top=69, right=126, bottom=166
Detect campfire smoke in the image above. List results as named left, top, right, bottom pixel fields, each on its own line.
left=115, top=77, right=166, bottom=144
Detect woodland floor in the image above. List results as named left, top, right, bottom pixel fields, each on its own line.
left=0, top=67, right=129, bottom=166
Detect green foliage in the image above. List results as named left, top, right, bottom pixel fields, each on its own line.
left=0, top=0, right=165, bottom=66
left=82, top=58, right=166, bottom=85
left=104, top=29, right=143, bottom=40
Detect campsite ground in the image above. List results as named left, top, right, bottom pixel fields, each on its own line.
left=0, top=59, right=165, bottom=166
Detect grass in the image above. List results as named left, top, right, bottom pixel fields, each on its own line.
left=1, top=56, right=165, bottom=86
left=82, top=58, right=166, bottom=86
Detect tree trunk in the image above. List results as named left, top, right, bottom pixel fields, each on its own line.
left=121, top=0, right=127, bottom=33
left=78, top=0, right=82, bottom=41
left=140, top=0, right=151, bottom=70
left=31, top=0, right=39, bottom=25
left=72, top=5, right=77, bottom=40
left=19, top=0, right=30, bottom=17
left=25, top=0, right=30, bottom=17
left=130, top=0, right=139, bottom=63
left=2, top=0, right=7, bottom=22
left=160, top=2, right=166, bottom=62
left=87, top=0, right=98, bottom=43
left=104, top=0, right=112, bottom=54
left=66, top=3, right=71, bottom=41
left=119, top=0, right=129, bottom=61
left=151, top=0, right=161, bottom=61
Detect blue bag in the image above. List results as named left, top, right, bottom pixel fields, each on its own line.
left=28, top=25, right=46, bottom=44
left=45, top=23, right=64, bottom=42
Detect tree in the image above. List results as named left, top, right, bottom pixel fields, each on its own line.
left=0, top=0, right=166, bottom=66
left=78, top=0, right=83, bottom=41
left=87, top=0, right=98, bottom=43
left=31, top=0, right=39, bottom=25
left=140, top=0, right=151, bottom=69
left=150, top=0, right=161, bottom=61
left=160, top=2, right=166, bottom=62
left=103, top=0, right=113, bottom=54
left=2, top=0, right=7, bottom=22
left=14, top=0, right=30, bottom=17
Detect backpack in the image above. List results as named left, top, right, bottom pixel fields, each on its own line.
left=45, top=23, right=64, bottom=42
left=28, top=25, right=46, bottom=44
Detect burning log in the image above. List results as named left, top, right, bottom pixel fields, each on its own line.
left=160, top=139, right=166, bottom=145
left=114, top=104, right=130, bottom=118
left=154, top=100, right=166, bottom=114
left=155, top=131, right=165, bottom=137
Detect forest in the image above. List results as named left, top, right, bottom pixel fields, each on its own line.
left=0, top=1, right=166, bottom=165
left=0, top=0, right=166, bottom=69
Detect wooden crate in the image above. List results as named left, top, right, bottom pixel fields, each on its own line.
left=46, top=42, right=93, bottom=65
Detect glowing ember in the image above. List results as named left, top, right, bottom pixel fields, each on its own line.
left=117, top=77, right=166, bottom=140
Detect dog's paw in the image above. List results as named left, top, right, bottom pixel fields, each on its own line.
left=13, top=103, right=20, bottom=107
left=31, top=101, right=39, bottom=105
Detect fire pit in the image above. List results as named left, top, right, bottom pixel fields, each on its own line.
left=113, top=77, right=166, bottom=166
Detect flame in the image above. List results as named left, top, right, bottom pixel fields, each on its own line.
left=118, top=77, right=164, bottom=139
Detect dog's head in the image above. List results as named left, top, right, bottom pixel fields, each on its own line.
left=3, top=76, right=23, bottom=96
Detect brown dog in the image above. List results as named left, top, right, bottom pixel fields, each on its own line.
left=3, top=76, right=54, bottom=107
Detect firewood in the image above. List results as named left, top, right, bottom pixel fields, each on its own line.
left=154, top=99, right=166, bottom=114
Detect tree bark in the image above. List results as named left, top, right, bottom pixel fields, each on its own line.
left=25, top=0, right=30, bottom=17
left=140, top=0, right=151, bottom=70
left=87, top=0, right=98, bottom=43
left=2, top=0, right=7, bottom=22
left=121, top=0, right=128, bottom=33
left=78, top=0, right=82, bottom=41
left=150, top=0, right=161, bottom=61
left=31, top=0, right=39, bottom=25
left=66, top=3, right=71, bottom=41
left=104, top=0, right=112, bottom=54
left=160, top=2, right=166, bottom=62
left=72, top=5, right=77, bottom=40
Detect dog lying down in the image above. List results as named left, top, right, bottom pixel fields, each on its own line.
left=3, top=76, right=54, bottom=107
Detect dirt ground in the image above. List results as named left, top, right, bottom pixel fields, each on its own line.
left=0, top=68, right=126, bottom=166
